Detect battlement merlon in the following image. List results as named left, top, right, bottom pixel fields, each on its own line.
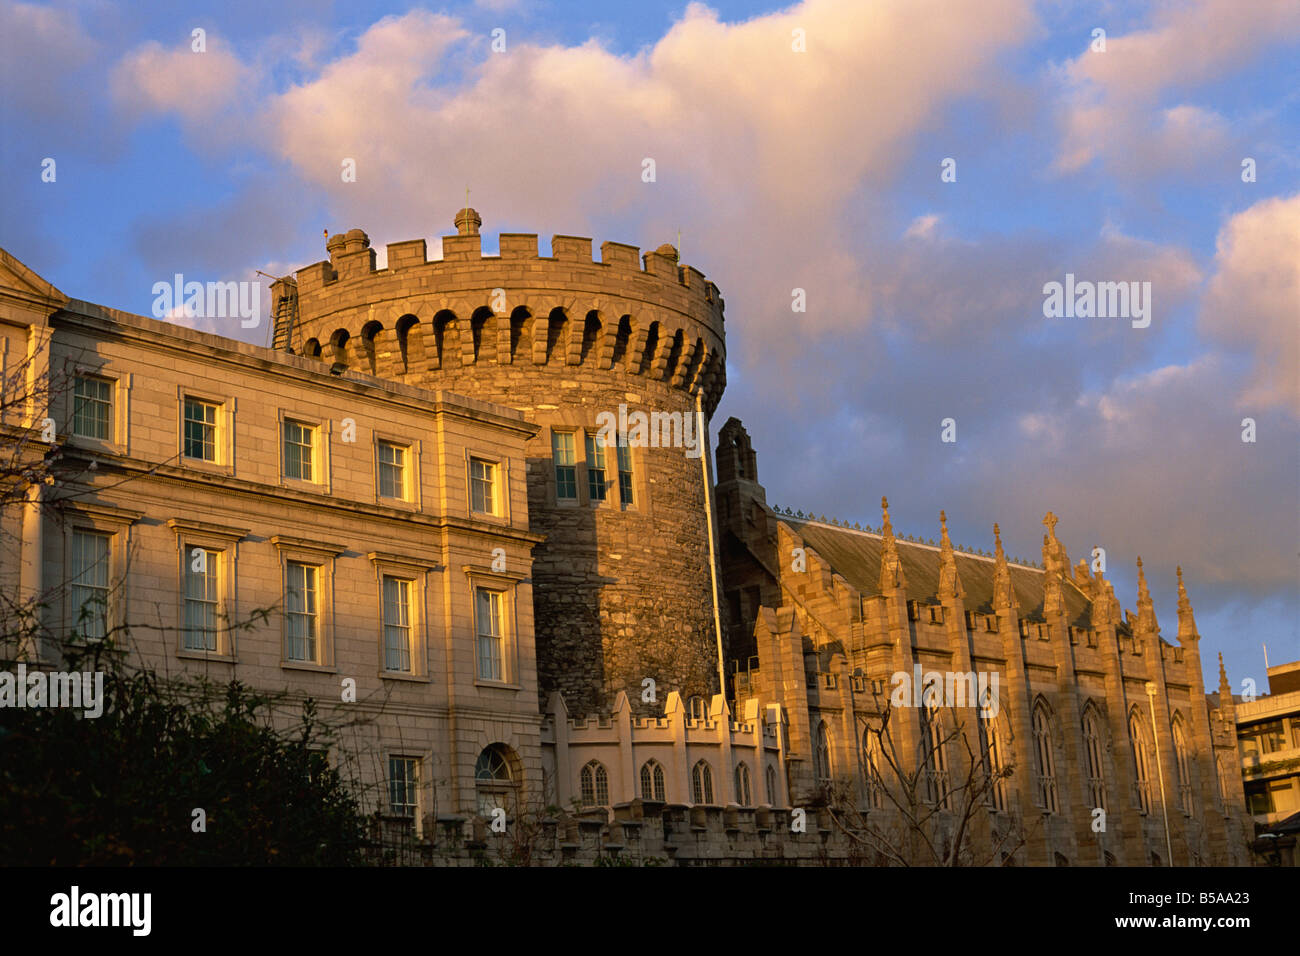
left=293, top=213, right=726, bottom=345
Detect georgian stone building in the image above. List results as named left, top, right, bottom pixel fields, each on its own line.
left=0, top=210, right=1254, bottom=864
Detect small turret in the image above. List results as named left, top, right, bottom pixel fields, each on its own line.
left=1176, top=565, right=1199, bottom=643
left=1135, top=556, right=1158, bottom=634
left=938, top=510, right=965, bottom=598
left=992, top=523, right=1017, bottom=610
left=879, top=497, right=906, bottom=590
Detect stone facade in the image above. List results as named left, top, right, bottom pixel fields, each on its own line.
left=0, top=248, right=545, bottom=830
left=0, top=210, right=1258, bottom=864
left=283, top=212, right=726, bottom=716
left=709, top=418, right=1253, bottom=866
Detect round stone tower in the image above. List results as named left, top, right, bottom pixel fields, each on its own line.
left=283, top=210, right=727, bottom=715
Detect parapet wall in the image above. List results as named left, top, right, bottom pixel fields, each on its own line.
left=290, top=216, right=726, bottom=416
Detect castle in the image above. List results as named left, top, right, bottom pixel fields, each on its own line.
left=0, top=210, right=1253, bottom=865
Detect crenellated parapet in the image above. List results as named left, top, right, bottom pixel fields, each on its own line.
left=289, top=211, right=727, bottom=415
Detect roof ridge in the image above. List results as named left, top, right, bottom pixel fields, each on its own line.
left=770, top=504, right=1046, bottom=571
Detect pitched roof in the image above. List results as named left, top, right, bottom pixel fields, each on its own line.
left=781, top=515, right=1100, bottom=629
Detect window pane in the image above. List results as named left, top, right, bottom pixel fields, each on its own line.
left=552, top=432, right=577, bottom=500
left=585, top=434, right=607, bottom=501
left=183, top=547, right=220, bottom=651
left=283, top=421, right=314, bottom=480
left=471, top=458, right=496, bottom=514
left=72, top=377, right=112, bottom=440
left=183, top=399, right=217, bottom=461
left=70, top=530, right=110, bottom=639
left=388, top=757, right=419, bottom=818
left=285, top=562, right=318, bottom=660
left=476, top=588, right=503, bottom=681
left=378, top=442, right=405, bottom=499
left=383, top=576, right=411, bottom=671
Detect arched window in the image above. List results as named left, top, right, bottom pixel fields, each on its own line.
left=920, top=705, right=950, bottom=808
left=862, top=727, right=884, bottom=809
left=977, top=714, right=1006, bottom=811
left=474, top=744, right=518, bottom=817
left=765, top=764, right=779, bottom=805
left=814, top=721, right=832, bottom=787
left=580, top=760, right=609, bottom=807
left=1033, top=702, right=1058, bottom=813
left=691, top=760, right=714, bottom=804
left=1129, top=709, right=1153, bottom=815
left=1216, top=754, right=1235, bottom=814
left=734, top=762, right=752, bottom=806
left=1082, top=705, right=1108, bottom=811
left=1172, top=717, right=1193, bottom=816
left=639, top=760, right=666, bottom=802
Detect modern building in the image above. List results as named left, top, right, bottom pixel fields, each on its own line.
left=1236, top=659, right=1300, bottom=865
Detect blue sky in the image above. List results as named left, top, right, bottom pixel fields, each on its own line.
left=2, top=0, right=1297, bottom=691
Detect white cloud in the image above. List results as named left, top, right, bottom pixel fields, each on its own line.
left=1051, top=0, right=1300, bottom=177
left=1200, top=193, right=1300, bottom=415
left=112, top=37, right=251, bottom=119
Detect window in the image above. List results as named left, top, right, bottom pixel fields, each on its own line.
left=815, top=721, right=832, bottom=787
left=692, top=760, right=714, bottom=804
left=552, top=431, right=577, bottom=501
left=735, top=762, right=752, bottom=806
left=1033, top=703, right=1058, bottom=813
left=72, top=375, right=112, bottom=440
left=978, top=716, right=1006, bottom=811
left=1240, top=720, right=1286, bottom=758
left=1130, top=710, right=1153, bottom=815
left=377, top=441, right=407, bottom=499
left=475, top=744, right=517, bottom=817
left=183, top=397, right=218, bottom=461
left=1083, top=708, right=1107, bottom=811
left=283, top=420, right=315, bottom=481
left=1172, top=719, right=1193, bottom=816
left=388, top=756, right=420, bottom=822
left=475, top=587, right=504, bottom=681
left=1217, top=755, right=1236, bottom=814
left=921, top=706, right=950, bottom=808
left=617, top=436, right=634, bottom=506
left=382, top=576, right=412, bottom=672
left=580, top=760, right=609, bottom=807
left=183, top=547, right=220, bottom=651
left=640, top=760, right=666, bottom=801
left=470, top=457, right=498, bottom=514
left=862, top=729, right=884, bottom=809
left=285, top=561, right=319, bottom=661
left=70, top=529, right=110, bottom=640
left=585, top=433, right=607, bottom=502
left=766, top=764, right=779, bottom=805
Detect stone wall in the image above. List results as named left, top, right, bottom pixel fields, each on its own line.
left=289, top=213, right=729, bottom=714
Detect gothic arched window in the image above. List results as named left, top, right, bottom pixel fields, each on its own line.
left=1033, top=702, right=1059, bottom=813
left=580, top=760, right=609, bottom=807
left=1082, top=705, right=1108, bottom=811
left=692, top=760, right=714, bottom=804
left=1129, top=709, right=1153, bottom=815
left=814, top=721, right=832, bottom=786
left=734, top=762, right=752, bottom=806
left=1172, top=716, right=1194, bottom=816
left=639, top=760, right=666, bottom=802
